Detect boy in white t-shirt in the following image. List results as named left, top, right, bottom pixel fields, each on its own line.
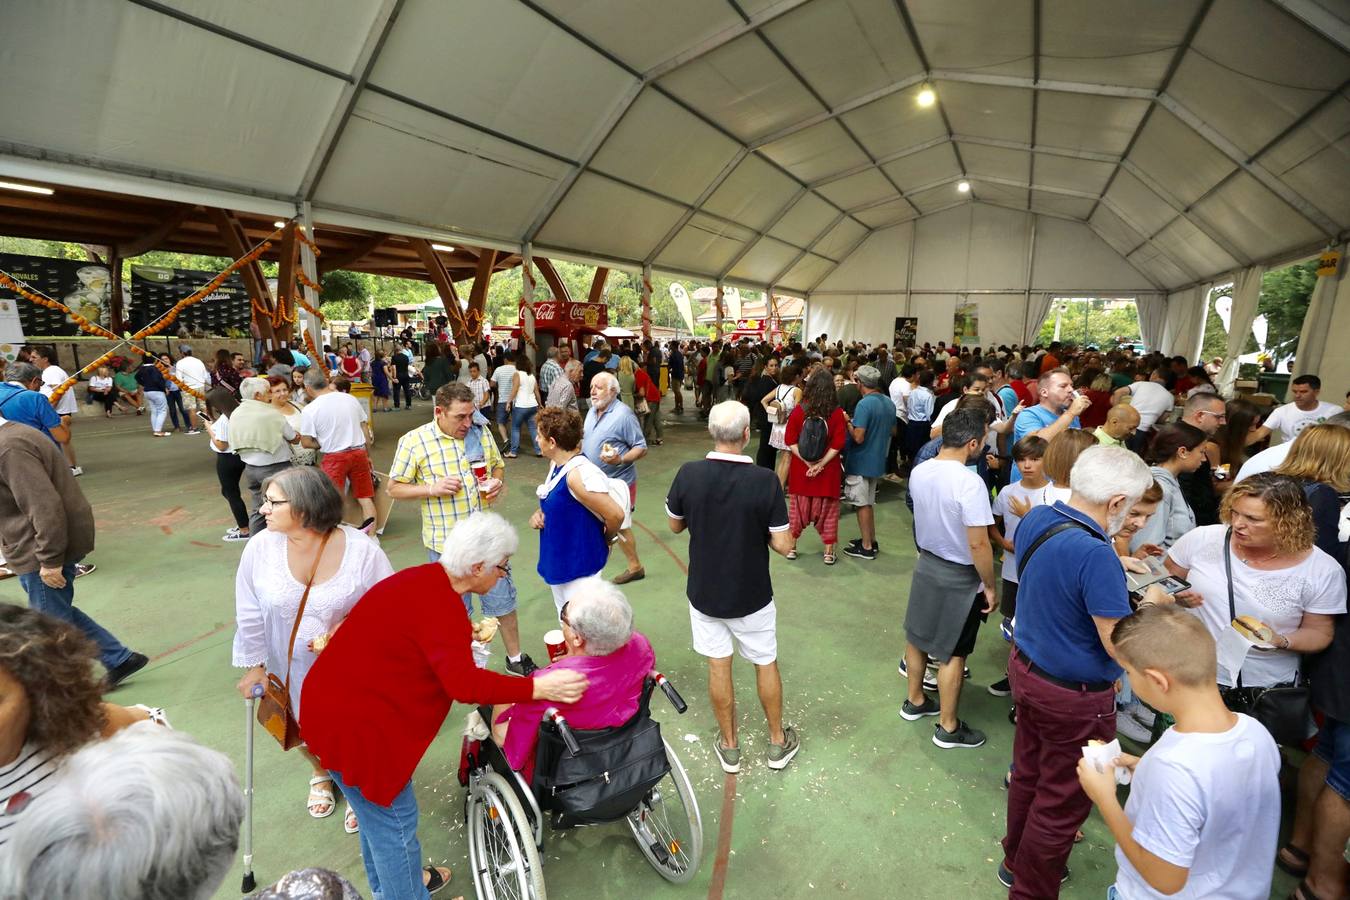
left=1078, top=605, right=1280, bottom=900
left=988, top=435, right=1053, bottom=670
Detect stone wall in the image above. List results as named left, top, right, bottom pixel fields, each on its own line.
left=31, top=337, right=253, bottom=376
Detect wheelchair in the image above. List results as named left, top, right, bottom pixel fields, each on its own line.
left=461, top=672, right=703, bottom=899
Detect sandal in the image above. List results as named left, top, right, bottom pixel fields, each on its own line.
left=307, top=775, right=336, bottom=819
left=1278, top=843, right=1311, bottom=878
left=344, top=804, right=359, bottom=834
left=1291, top=879, right=1326, bottom=900
left=823, top=552, right=836, bottom=565
left=423, top=865, right=452, bottom=894
left=785, top=550, right=798, bottom=560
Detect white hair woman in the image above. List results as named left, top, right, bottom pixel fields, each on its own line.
left=232, top=466, right=393, bottom=833
left=491, top=576, right=655, bottom=779
left=298, top=511, right=587, bottom=898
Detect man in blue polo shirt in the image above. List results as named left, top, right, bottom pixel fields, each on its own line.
left=1009, top=368, right=1091, bottom=482
left=999, top=445, right=1175, bottom=898
left=0, top=362, right=67, bottom=445
left=842, top=365, right=896, bottom=560
left=583, top=370, right=647, bottom=584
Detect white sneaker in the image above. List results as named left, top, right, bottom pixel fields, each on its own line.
left=70, top=466, right=84, bottom=477
left=1115, top=710, right=1153, bottom=744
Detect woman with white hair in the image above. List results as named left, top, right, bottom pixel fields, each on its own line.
left=300, top=511, right=587, bottom=898
left=491, top=576, right=654, bottom=780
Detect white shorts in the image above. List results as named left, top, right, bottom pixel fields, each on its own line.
left=688, top=601, right=777, bottom=665
left=549, top=576, right=598, bottom=617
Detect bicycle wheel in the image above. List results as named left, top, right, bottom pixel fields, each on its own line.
left=467, top=771, right=546, bottom=900
left=626, top=738, right=704, bottom=883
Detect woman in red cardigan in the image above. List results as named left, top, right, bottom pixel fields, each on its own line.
left=301, top=512, right=587, bottom=898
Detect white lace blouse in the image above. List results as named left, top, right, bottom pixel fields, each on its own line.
left=232, top=525, right=394, bottom=716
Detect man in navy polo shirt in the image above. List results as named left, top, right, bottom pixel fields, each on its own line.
left=1009, top=368, right=1091, bottom=482
left=999, top=445, right=1174, bottom=897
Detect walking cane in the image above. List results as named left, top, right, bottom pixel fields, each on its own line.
left=242, top=683, right=264, bottom=895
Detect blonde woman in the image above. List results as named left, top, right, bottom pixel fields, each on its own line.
left=1274, top=422, right=1350, bottom=561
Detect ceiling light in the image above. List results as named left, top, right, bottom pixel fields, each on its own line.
left=916, top=85, right=936, bottom=108
left=432, top=243, right=456, bottom=253
left=0, top=181, right=54, bottom=195
left=273, top=221, right=287, bottom=228
left=957, top=180, right=971, bottom=193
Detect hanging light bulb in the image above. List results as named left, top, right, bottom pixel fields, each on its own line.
left=916, top=84, right=936, bottom=107
left=957, top=180, right=971, bottom=193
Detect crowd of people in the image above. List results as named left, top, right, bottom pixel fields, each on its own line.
left=1, top=325, right=1349, bottom=900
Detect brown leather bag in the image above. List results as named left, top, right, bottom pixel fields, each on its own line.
left=256, top=531, right=332, bottom=750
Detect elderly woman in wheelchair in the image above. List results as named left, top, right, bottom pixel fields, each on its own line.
left=462, top=577, right=703, bottom=899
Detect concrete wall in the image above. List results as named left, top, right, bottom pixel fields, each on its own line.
left=30, top=337, right=253, bottom=376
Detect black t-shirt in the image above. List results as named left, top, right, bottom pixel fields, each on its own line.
left=666, top=454, right=789, bottom=618
left=582, top=359, right=606, bottom=396
left=392, top=353, right=411, bottom=379
left=1178, top=461, right=1220, bottom=527
left=838, top=383, right=862, bottom=417
left=741, top=375, right=776, bottom=428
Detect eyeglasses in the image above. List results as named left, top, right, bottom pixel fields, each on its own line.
left=260, top=497, right=289, bottom=508
left=560, top=601, right=571, bottom=629
left=495, top=562, right=511, bottom=577
left=1197, top=409, right=1227, bottom=422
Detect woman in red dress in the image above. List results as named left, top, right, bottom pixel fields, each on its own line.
left=783, top=370, right=848, bottom=565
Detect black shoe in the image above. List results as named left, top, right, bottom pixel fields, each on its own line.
left=899, top=696, right=940, bottom=720
left=73, top=562, right=97, bottom=579
left=843, top=544, right=877, bottom=560
left=1008, top=705, right=1017, bottom=726
left=105, top=651, right=149, bottom=689
left=847, top=537, right=880, bottom=552
left=506, top=654, right=538, bottom=676
left=932, top=720, right=986, bottom=749
left=996, top=862, right=1069, bottom=888
left=987, top=676, right=1012, bottom=697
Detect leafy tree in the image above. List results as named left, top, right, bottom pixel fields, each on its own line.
left=1037, top=299, right=1142, bottom=348
left=1198, top=261, right=1314, bottom=365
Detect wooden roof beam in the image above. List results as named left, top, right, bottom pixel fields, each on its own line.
left=119, top=203, right=198, bottom=258
left=318, top=232, right=389, bottom=274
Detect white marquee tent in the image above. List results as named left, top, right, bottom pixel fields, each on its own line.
left=2, top=0, right=1348, bottom=387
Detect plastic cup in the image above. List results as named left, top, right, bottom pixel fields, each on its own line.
left=471, top=461, right=488, bottom=482
left=544, top=629, right=566, bottom=662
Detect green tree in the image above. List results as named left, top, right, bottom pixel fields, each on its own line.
left=1198, top=261, right=1314, bottom=365
left=1037, top=299, right=1141, bottom=348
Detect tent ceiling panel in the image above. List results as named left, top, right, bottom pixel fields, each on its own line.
left=1031, top=155, right=1116, bottom=196
left=370, top=0, right=634, bottom=160
left=969, top=183, right=1030, bottom=210
left=957, top=143, right=1032, bottom=183
left=907, top=0, right=1034, bottom=78
left=814, top=169, right=897, bottom=211
left=1189, top=172, right=1326, bottom=260
left=656, top=34, right=824, bottom=142
left=853, top=198, right=916, bottom=228
left=530, top=0, right=743, bottom=72
left=1263, top=95, right=1350, bottom=230
left=1029, top=191, right=1098, bottom=221
left=769, top=192, right=840, bottom=248
left=726, top=236, right=801, bottom=283
left=2, top=1, right=342, bottom=197
left=1153, top=217, right=1241, bottom=276
left=1033, top=214, right=1150, bottom=289
left=590, top=90, right=741, bottom=205
left=535, top=173, right=686, bottom=261
left=314, top=93, right=569, bottom=240
left=758, top=121, right=873, bottom=183
left=1102, top=169, right=1182, bottom=237
left=700, top=154, right=802, bottom=231
left=1039, top=0, right=1203, bottom=88
left=814, top=222, right=912, bottom=291
left=1127, top=108, right=1238, bottom=206
left=1128, top=242, right=1193, bottom=289
left=936, top=81, right=1034, bottom=145
left=1089, top=206, right=1148, bottom=258
left=813, top=217, right=870, bottom=260
left=1034, top=92, right=1152, bottom=155
left=839, top=92, right=951, bottom=159
left=906, top=186, right=968, bottom=215
left=653, top=214, right=750, bottom=274
left=779, top=253, right=834, bottom=292
left=880, top=143, right=965, bottom=192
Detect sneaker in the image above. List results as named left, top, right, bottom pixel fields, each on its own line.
left=987, top=676, right=1012, bottom=697
left=712, top=738, right=741, bottom=774
left=932, top=720, right=986, bottom=749
left=999, top=617, right=1014, bottom=643
left=105, top=651, right=149, bottom=689
left=1115, top=709, right=1153, bottom=744
left=222, top=527, right=249, bottom=542
left=897, top=659, right=938, bottom=692
left=766, top=726, right=801, bottom=770
left=73, top=562, right=96, bottom=579
left=358, top=516, right=376, bottom=535
left=899, top=696, right=940, bottom=720
left=1129, top=704, right=1157, bottom=729
left=70, top=466, right=84, bottom=477
left=847, top=537, right=880, bottom=552
left=505, top=654, right=538, bottom=677
left=185, top=429, right=202, bottom=435
left=996, top=862, right=1069, bottom=888
left=843, top=544, right=877, bottom=560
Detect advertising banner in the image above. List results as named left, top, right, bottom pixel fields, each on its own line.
left=894, top=316, right=917, bottom=347
left=0, top=253, right=111, bottom=336
left=953, top=301, right=980, bottom=347
left=129, top=265, right=250, bottom=334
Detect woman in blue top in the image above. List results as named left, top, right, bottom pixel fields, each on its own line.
left=531, top=407, right=626, bottom=616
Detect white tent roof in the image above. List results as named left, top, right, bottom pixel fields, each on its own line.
left=2, top=0, right=1347, bottom=295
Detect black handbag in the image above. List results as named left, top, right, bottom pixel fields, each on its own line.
left=1217, top=528, right=1312, bottom=746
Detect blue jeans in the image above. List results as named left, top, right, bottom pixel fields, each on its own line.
left=144, top=390, right=168, bottom=432
left=18, top=560, right=131, bottom=671
left=331, top=771, right=429, bottom=900
left=425, top=548, right=517, bottom=616
left=509, top=405, right=538, bottom=455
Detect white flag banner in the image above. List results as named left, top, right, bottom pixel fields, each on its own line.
left=668, top=282, right=696, bottom=333
left=724, top=286, right=742, bottom=321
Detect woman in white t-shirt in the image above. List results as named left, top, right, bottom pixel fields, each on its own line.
left=506, top=356, right=543, bottom=458
left=87, top=366, right=117, bottom=417
left=1165, top=473, right=1345, bottom=688
left=206, top=391, right=251, bottom=542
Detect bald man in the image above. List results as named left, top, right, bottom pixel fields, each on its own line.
left=1093, top=404, right=1140, bottom=448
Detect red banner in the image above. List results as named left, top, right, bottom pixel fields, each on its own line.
left=519, top=300, right=608, bottom=330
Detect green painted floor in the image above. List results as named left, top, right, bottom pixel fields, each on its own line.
left=4, top=404, right=1298, bottom=899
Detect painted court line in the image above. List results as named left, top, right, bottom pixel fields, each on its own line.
left=150, top=620, right=235, bottom=663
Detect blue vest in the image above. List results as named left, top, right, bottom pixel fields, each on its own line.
left=537, top=464, right=609, bottom=585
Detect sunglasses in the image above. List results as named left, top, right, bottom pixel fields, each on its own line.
left=560, top=601, right=571, bottom=629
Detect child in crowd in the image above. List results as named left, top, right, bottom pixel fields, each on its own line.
left=1077, top=605, right=1280, bottom=899
left=988, top=435, right=1051, bottom=655
left=468, top=362, right=492, bottom=417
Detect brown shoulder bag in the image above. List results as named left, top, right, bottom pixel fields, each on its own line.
left=256, top=531, right=332, bottom=750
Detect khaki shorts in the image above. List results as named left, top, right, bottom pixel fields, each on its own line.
left=180, top=392, right=205, bottom=413
left=843, top=474, right=878, bottom=506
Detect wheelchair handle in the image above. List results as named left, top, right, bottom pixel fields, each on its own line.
left=652, top=672, right=687, bottom=714
left=545, top=708, right=582, bottom=756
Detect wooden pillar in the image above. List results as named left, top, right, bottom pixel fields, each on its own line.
left=108, top=253, right=125, bottom=334
left=275, top=221, right=300, bottom=346
left=714, top=283, right=724, bottom=341
left=410, top=238, right=467, bottom=346
left=520, top=244, right=537, bottom=352
left=298, top=203, right=322, bottom=353
left=207, top=206, right=277, bottom=351
left=640, top=264, right=653, bottom=341
left=467, top=249, right=497, bottom=348
left=587, top=267, right=609, bottom=302
left=534, top=256, right=570, bottom=304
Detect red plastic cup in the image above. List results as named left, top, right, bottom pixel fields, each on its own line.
left=544, top=629, right=566, bottom=663
left=471, top=462, right=488, bottom=483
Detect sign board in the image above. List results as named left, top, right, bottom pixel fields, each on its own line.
left=129, top=265, right=250, bottom=334
left=0, top=253, right=111, bottom=336
left=1318, top=249, right=1342, bottom=277
left=953, top=301, right=980, bottom=346
left=518, top=300, right=608, bottom=331
left=0, top=297, right=24, bottom=363
left=894, top=316, right=917, bottom=347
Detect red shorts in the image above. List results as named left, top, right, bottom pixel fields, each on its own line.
left=629, top=481, right=637, bottom=511
left=320, top=448, right=374, bottom=499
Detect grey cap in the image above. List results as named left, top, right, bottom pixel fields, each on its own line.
left=178, top=343, right=193, bottom=354
left=856, top=365, right=881, bottom=388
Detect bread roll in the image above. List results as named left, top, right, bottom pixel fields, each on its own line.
left=1232, top=614, right=1275, bottom=644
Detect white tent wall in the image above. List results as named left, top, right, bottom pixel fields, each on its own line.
left=1159, top=284, right=1211, bottom=361
left=807, top=203, right=1158, bottom=346
left=1299, top=253, right=1350, bottom=402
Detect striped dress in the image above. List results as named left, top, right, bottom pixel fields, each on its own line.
left=0, top=742, right=60, bottom=852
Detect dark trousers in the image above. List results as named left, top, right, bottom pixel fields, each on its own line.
left=1003, top=649, right=1115, bottom=899
left=393, top=378, right=413, bottom=408
left=887, top=424, right=906, bottom=475
left=216, top=452, right=249, bottom=529
left=244, top=461, right=292, bottom=538
left=755, top=423, right=776, bottom=469
left=166, top=391, right=188, bottom=429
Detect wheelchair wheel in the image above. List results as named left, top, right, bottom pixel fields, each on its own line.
left=467, top=771, right=546, bottom=900
left=626, top=738, right=703, bottom=883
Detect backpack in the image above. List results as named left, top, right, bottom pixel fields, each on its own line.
left=797, top=414, right=830, bottom=463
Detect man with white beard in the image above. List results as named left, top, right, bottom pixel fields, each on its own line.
left=998, top=446, right=1180, bottom=898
